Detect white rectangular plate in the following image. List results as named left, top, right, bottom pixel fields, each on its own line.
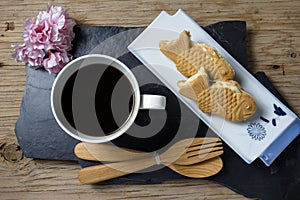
left=128, top=10, right=300, bottom=165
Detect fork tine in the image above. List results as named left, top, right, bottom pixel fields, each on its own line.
left=189, top=137, right=221, bottom=146
left=172, top=138, right=224, bottom=165
left=186, top=141, right=223, bottom=153
left=188, top=150, right=224, bottom=162
left=170, top=137, right=221, bottom=154
left=187, top=146, right=223, bottom=157
left=174, top=148, right=224, bottom=165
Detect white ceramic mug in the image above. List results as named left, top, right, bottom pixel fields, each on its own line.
left=51, top=54, right=166, bottom=143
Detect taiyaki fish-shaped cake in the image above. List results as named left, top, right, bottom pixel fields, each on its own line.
left=177, top=70, right=256, bottom=122
left=197, top=80, right=256, bottom=122
left=160, top=30, right=256, bottom=122
left=159, top=30, right=235, bottom=80
left=177, top=67, right=210, bottom=101
left=159, top=30, right=193, bottom=64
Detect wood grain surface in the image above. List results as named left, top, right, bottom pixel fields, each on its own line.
left=0, top=0, right=299, bottom=199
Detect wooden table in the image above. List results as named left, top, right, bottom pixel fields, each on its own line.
left=0, top=0, right=299, bottom=199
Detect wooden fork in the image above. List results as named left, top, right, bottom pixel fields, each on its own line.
left=75, top=137, right=223, bottom=165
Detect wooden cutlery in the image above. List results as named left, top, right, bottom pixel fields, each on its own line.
left=75, top=137, right=224, bottom=184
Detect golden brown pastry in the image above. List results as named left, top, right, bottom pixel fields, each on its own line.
left=159, top=30, right=192, bottom=63
left=177, top=67, right=210, bottom=101
left=159, top=31, right=235, bottom=80
left=197, top=80, right=256, bottom=122
left=160, top=30, right=256, bottom=122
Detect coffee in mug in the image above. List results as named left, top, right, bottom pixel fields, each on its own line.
left=51, top=54, right=166, bottom=143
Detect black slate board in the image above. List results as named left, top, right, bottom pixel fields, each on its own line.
left=15, top=22, right=300, bottom=200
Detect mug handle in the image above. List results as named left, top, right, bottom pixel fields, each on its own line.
left=140, top=94, right=166, bottom=110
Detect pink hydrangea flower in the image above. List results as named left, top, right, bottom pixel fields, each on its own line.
left=12, top=44, right=45, bottom=67
left=12, top=3, right=75, bottom=73
left=43, top=51, right=72, bottom=74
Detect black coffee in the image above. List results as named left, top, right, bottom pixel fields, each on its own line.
left=61, top=64, right=134, bottom=137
